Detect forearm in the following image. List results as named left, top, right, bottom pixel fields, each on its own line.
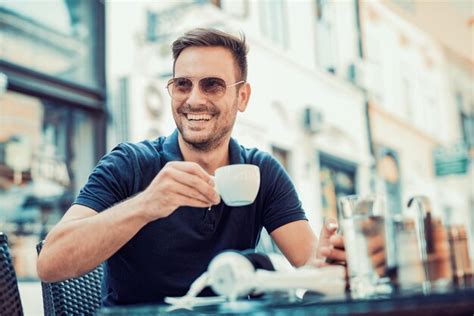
left=271, top=220, right=318, bottom=267
left=37, top=193, right=151, bottom=282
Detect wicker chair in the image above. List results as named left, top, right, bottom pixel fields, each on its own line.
left=0, top=232, right=24, bottom=316
left=36, top=241, right=103, bottom=316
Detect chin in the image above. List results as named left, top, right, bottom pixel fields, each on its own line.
left=184, top=135, right=211, bottom=146
left=181, top=130, right=212, bottom=147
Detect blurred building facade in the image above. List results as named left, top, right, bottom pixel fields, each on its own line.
left=359, top=0, right=474, bottom=254
left=0, top=0, right=106, bottom=279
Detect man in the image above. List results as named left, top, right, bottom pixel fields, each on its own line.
left=37, top=28, right=345, bottom=306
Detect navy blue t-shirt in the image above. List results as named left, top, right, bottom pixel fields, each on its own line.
left=74, top=129, right=307, bottom=306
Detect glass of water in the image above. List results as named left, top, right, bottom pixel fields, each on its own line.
left=339, top=194, right=393, bottom=298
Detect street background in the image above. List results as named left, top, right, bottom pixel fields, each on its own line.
left=0, top=0, right=473, bottom=314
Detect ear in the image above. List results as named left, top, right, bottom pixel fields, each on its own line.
left=237, top=82, right=251, bottom=112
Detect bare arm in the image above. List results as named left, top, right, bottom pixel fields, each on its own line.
left=37, top=161, right=220, bottom=282
left=270, top=219, right=345, bottom=267
left=36, top=195, right=149, bottom=282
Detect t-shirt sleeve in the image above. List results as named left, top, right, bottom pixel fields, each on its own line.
left=74, top=143, right=135, bottom=212
left=260, top=155, right=307, bottom=233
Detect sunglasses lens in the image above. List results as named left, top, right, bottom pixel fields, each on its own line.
left=168, top=77, right=230, bottom=100
left=200, top=77, right=226, bottom=98
left=173, top=78, right=193, bottom=96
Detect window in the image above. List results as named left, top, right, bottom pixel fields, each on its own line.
left=319, top=153, right=356, bottom=221
left=461, top=113, right=474, bottom=147
left=0, top=0, right=102, bottom=88
left=0, top=0, right=105, bottom=283
left=314, top=0, right=337, bottom=73
left=376, top=146, right=402, bottom=216
left=219, top=0, right=248, bottom=18
left=0, top=91, right=98, bottom=280
left=364, top=18, right=384, bottom=103
left=259, top=0, right=288, bottom=49
left=272, top=146, right=290, bottom=173
left=458, top=92, right=474, bottom=148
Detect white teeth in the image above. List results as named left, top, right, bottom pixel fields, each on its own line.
left=186, top=114, right=212, bottom=121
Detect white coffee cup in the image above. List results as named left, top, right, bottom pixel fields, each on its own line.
left=214, top=164, right=260, bottom=207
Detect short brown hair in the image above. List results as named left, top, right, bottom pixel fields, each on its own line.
left=172, top=28, right=249, bottom=81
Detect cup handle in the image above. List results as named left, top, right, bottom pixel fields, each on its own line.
left=210, top=176, right=220, bottom=195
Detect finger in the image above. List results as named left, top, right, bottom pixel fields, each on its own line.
left=373, top=251, right=386, bottom=277
left=169, top=169, right=220, bottom=204
left=360, top=216, right=384, bottom=236
left=319, top=218, right=339, bottom=247
left=320, top=246, right=346, bottom=262
left=329, top=248, right=346, bottom=262
left=370, top=249, right=386, bottom=269
left=315, top=261, right=329, bottom=268
left=325, top=259, right=347, bottom=266
left=172, top=192, right=213, bottom=209
left=170, top=182, right=215, bottom=206
left=367, top=235, right=385, bottom=255
left=375, top=266, right=386, bottom=277
left=319, top=246, right=331, bottom=257
left=305, top=258, right=328, bottom=268
left=329, top=234, right=345, bottom=249
left=168, top=161, right=213, bottom=183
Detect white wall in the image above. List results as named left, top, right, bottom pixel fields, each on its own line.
left=238, top=34, right=369, bottom=231
left=363, top=1, right=452, bottom=143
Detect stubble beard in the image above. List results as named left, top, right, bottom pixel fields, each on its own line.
left=175, top=100, right=238, bottom=153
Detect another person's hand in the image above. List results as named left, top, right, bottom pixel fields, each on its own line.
left=315, top=218, right=346, bottom=267
left=140, top=161, right=221, bottom=221
left=360, top=217, right=386, bottom=276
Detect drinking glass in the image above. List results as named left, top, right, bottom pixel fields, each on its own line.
left=339, top=194, right=393, bottom=298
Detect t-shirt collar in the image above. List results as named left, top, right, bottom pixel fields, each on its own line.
left=162, top=129, right=245, bottom=165
left=228, top=136, right=245, bottom=164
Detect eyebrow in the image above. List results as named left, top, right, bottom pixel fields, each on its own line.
left=173, top=75, right=227, bottom=80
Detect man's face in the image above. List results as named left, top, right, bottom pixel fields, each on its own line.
left=171, top=46, right=249, bottom=151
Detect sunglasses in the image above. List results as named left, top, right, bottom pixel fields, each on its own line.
left=166, top=77, right=245, bottom=101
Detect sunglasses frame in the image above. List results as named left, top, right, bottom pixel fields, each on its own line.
left=166, top=77, right=245, bottom=101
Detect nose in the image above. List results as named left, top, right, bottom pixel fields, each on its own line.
left=186, top=83, right=207, bottom=106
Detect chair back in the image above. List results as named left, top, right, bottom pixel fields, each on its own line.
left=0, top=232, right=24, bottom=316
left=36, top=241, right=103, bottom=316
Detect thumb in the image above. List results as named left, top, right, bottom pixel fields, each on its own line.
left=319, top=218, right=338, bottom=247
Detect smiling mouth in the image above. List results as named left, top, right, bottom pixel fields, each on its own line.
left=185, top=113, right=213, bottom=121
